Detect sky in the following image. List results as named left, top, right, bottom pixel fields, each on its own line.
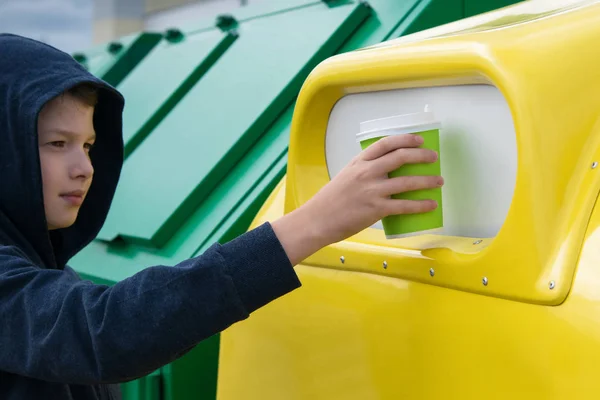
left=0, top=0, right=92, bottom=53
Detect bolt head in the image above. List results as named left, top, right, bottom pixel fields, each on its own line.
left=429, top=268, right=435, bottom=277
left=482, top=277, right=489, bottom=286
left=383, top=261, right=388, bottom=269
left=473, top=240, right=483, bottom=245
left=593, top=162, right=598, bottom=169
left=107, top=42, right=123, bottom=54
left=72, top=52, right=87, bottom=63
left=549, top=280, right=556, bottom=290
left=340, top=256, right=345, bottom=264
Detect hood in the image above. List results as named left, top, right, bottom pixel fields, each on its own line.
left=0, top=34, right=124, bottom=268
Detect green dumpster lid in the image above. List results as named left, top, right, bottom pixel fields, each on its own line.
left=98, top=1, right=371, bottom=246
left=117, top=29, right=237, bottom=157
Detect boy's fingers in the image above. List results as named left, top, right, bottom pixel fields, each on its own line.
left=373, top=147, right=438, bottom=175
left=361, top=134, right=423, bottom=161
left=384, top=199, right=439, bottom=216
left=381, top=176, right=443, bottom=196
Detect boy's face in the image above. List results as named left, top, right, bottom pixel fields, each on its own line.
left=37, top=93, right=96, bottom=230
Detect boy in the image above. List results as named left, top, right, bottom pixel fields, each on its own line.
left=0, top=34, right=442, bottom=399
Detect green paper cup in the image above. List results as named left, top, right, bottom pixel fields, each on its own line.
left=357, top=109, right=443, bottom=239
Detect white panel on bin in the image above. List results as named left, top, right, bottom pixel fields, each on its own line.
left=325, top=84, right=517, bottom=238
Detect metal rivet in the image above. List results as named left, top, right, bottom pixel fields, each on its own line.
left=429, top=268, right=435, bottom=277
left=165, top=28, right=184, bottom=43
left=549, top=280, right=556, bottom=290
left=592, top=162, right=598, bottom=169
left=482, top=277, right=488, bottom=286
left=340, top=256, right=345, bottom=264
left=107, top=42, right=123, bottom=54
left=72, top=52, right=87, bottom=63
left=383, top=261, right=388, bottom=269
left=216, top=14, right=238, bottom=31
left=473, top=240, right=483, bottom=245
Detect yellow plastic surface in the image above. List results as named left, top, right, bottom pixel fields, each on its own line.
left=219, top=179, right=600, bottom=398
left=284, top=0, right=600, bottom=306
left=218, top=1, right=600, bottom=398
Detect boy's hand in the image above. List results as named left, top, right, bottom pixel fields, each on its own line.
left=272, top=134, right=443, bottom=265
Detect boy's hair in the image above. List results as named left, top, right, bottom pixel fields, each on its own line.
left=66, top=83, right=99, bottom=107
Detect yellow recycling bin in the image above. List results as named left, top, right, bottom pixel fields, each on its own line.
left=218, top=1, right=600, bottom=398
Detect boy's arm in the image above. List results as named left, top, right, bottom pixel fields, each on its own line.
left=0, top=133, right=441, bottom=385
left=272, top=133, right=442, bottom=265
left=0, top=223, right=297, bottom=385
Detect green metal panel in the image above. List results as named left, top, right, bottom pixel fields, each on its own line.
left=465, top=0, right=524, bottom=17
left=161, top=335, right=220, bottom=400
left=190, top=106, right=292, bottom=256
left=120, top=369, right=161, bottom=400
left=387, top=0, right=464, bottom=39
left=98, top=1, right=371, bottom=247
left=73, top=33, right=162, bottom=86
left=327, top=0, right=423, bottom=50
left=117, top=29, right=237, bottom=158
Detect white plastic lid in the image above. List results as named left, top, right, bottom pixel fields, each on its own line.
left=356, top=107, right=440, bottom=142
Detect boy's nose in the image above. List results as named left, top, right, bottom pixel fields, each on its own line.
left=70, top=151, right=94, bottom=180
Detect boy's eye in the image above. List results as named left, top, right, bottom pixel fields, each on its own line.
left=84, top=143, right=94, bottom=151
left=49, top=141, right=66, bottom=148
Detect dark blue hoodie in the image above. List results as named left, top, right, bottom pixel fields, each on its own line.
left=0, top=34, right=301, bottom=399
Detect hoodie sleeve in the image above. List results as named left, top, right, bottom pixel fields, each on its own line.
left=0, top=222, right=301, bottom=385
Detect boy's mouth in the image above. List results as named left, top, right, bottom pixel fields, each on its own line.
left=60, top=190, right=86, bottom=206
